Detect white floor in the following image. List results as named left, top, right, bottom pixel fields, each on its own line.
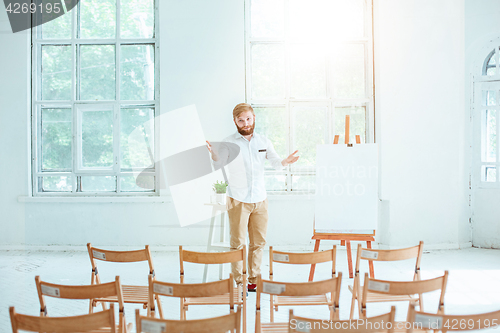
left=1, top=247, right=500, bottom=332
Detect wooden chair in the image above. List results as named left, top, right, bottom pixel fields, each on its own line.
left=269, top=246, right=337, bottom=322
left=35, top=275, right=129, bottom=332
left=136, top=306, right=242, bottom=333
left=288, top=306, right=396, bottom=333
left=407, top=302, right=500, bottom=333
left=87, top=242, right=160, bottom=312
left=179, top=245, right=247, bottom=332
left=256, top=273, right=342, bottom=333
left=148, top=274, right=235, bottom=320
left=10, top=304, right=116, bottom=333
left=360, top=271, right=448, bottom=319
left=350, top=241, right=425, bottom=319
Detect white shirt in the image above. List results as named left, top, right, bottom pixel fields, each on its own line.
left=215, top=132, right=284, bottom=203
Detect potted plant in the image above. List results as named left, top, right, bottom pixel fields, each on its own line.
left=212, top=180, right=228, bottom=204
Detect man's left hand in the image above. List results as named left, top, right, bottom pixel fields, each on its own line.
left=282, top=150, right=299, bottom=166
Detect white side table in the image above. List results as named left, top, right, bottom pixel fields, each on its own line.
left=203, top=203, right=230, bottom=282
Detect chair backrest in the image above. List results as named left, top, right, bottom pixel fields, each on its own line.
left=87, top=243, right=155, bottom=285
left=136, top=306, right=242, bottom=333
left=10, top=304, right=116, bottom=333
left=179, top=245, right=246, bottom=282
left=35, top=275, right=125, bottom=316
left=354, top=241, right=424, bottom=280
left=269, top=245, right=336, bottom=280
left=148, top=274, right=235, bottom=318
left=256, top=273, right=342, bottom=329
left=361, top=271, right=448, bottom=318
left=407, top=303, right=500, bottom=333
left=288, top=306, right=396, bottom=333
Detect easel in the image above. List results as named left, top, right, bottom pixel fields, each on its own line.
left=308, top=115, right=375, bottom=280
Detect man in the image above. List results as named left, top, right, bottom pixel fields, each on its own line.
left=206, top=103, right=299, bottom=291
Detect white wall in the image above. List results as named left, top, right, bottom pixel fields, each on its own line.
left=465, top=0, right=500, bottom=248
left=0, top=11, right=29, bottom=245
left=374, top=0, right=469, bottom=248
left=0, top=0, right=472, bottom=249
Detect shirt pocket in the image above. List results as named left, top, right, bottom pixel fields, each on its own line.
left=257, top=148, right=267, bottom=162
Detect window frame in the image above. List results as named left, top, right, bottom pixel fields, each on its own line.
left=244, top=0, right=374, bottom=193
left=472, top=45, right=500, bottom=189
left=31, top=0, right=160, bottom=197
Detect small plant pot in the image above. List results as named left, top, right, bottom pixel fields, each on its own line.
left=215, top=193, right=226, bottom=204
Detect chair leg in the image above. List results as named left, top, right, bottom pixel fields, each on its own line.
left=242, top=288, right=247, bottom=333
left=180, top=298, right=185, bottom=320
left=350, top=290, right=356, bottom=319
left=156, top=295, right=164, bottom=319
left=419, top=293, right=424, bottom=312
left=270, top=295, right=274, bottom=322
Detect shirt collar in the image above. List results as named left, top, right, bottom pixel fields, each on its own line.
left=234, top=131, right=258, bottom=141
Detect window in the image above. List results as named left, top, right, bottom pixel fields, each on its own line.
left=476, top=47, right=500, bottom=186
left=31, top=0, right=158, bottom=196
left=246, top=0, right=374, bottom=192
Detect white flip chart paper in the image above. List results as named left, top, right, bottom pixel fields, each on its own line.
left=314, top=144, right=378, bottom=233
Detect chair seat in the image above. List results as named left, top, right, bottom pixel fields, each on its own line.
left=275, top=294, right=330, bottom=306
left=348, top=285, right=419, bottom=303
left=261, top=322, right=289, bottom=333
left=184, top=287, right=243, bottom=306
left=95, top=285, right=149, bottom=305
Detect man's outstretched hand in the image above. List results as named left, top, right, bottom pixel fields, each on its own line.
left=282, top=150, right=299, bottom=166
left=206, top=140, right=218, bottom=161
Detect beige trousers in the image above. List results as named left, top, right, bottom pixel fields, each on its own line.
left=227, top=197, right=268, bottom=285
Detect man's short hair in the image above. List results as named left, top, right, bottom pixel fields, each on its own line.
left=233, top=103, right=254, bottom=119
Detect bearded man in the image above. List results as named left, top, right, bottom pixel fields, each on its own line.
left=206, top=103, right=299, bottom=292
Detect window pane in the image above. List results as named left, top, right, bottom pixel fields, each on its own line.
left=121, top=0, right=154, bottom=38
left=42, top=109, right=72, bottom=170
left=334, top=106, right=366, bottom=143
left=289, top=0, right=327, bottom=42
left=254, top=107, right=287, bottom=162
left=121, top=175, right=154, bottom=191
left=80, top=176, right=116, bottom=191
left=330, top=0, right=364, bottom=40
left=41, top=12, right=71, bottom=39
left=292, top=174, right=315, bottom=191
left=121, top=108, right=155, bottom=169
left=331, top=44, right=365, bottom=99
left=265, top=174, right=286, bottom=191
left=40, top=176, right=72, bottom=192
left=487, top=49, right=497, bottom=65
left=80, top=45, right=116, bottom=100
left=251, top=0, right=284, bottom=38
left=120, top=45, right=155, bottom=100
left=289, top=0, right=364, bottom=42
left=80, top=0, right=116, bottom=39
left=82, top=110, right=113, bottom=168
left=482, top=90, right=496, bottom=106
left=251, top=44, right=285, bottom=100
left=483, top=110, right=496, bottom=163
left=42, top=45, right=72, bottom=100
left=482, top=166, right=496, bottom=182
left=486, top=67, right=496, bottom=76
left=292, top=106, right=326, bottom=168
left=290, top=45, right=327, bottom=98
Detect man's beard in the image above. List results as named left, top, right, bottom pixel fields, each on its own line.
left=237, top=122, right=255, bottom=136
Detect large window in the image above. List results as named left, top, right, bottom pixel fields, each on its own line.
left=246, top=0, right=374, bottom=192
left=31, top=0, right=158, bottom=196
left=476, top=47, right=500, bottom=186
